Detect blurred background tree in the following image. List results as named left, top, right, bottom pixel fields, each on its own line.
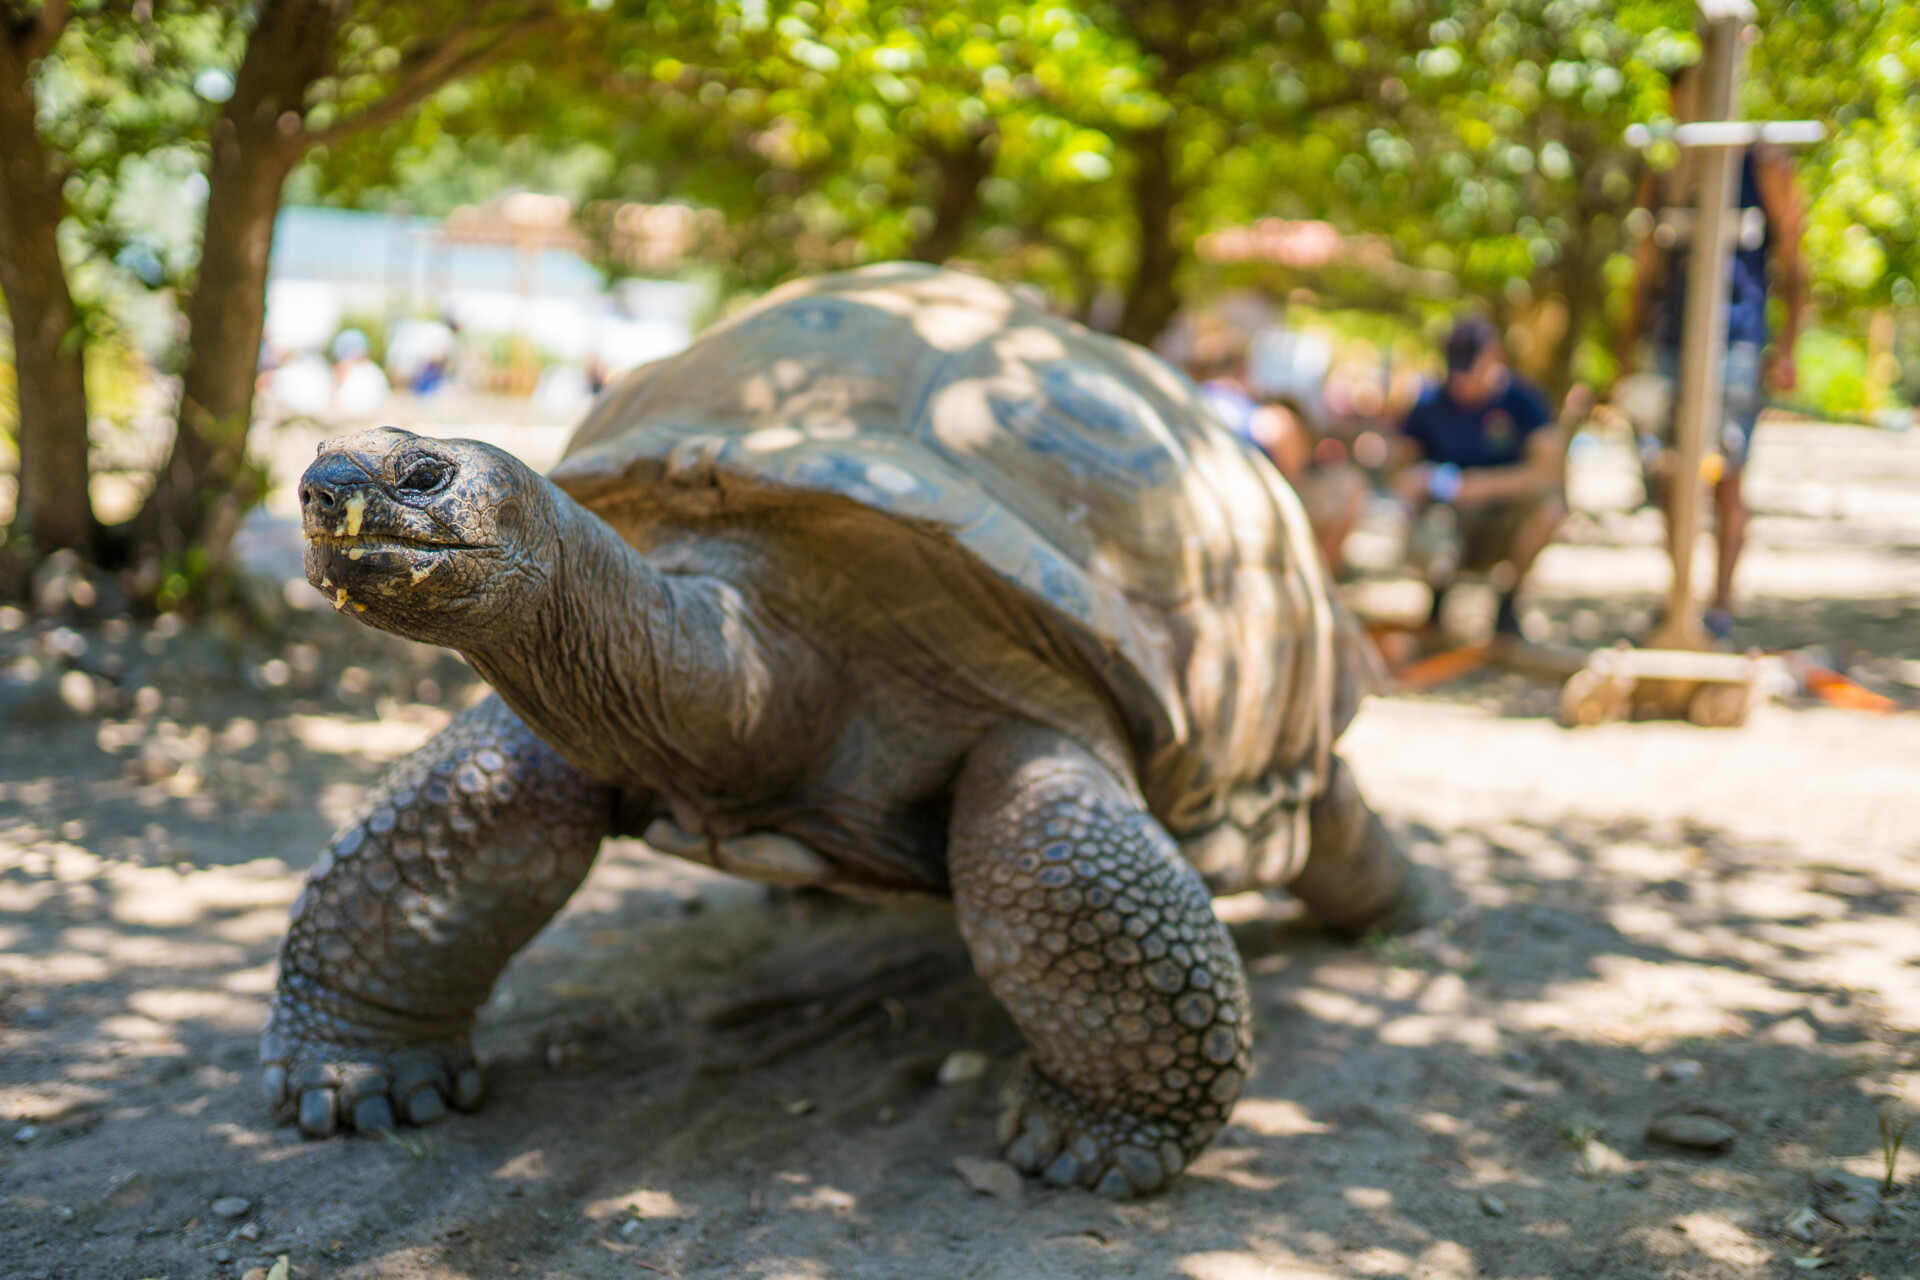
left=2, top=0, right=1916, bottom=601
left=1749, top=0, right=1920, bottom=410
left=1, top=0, right=552, bottom=582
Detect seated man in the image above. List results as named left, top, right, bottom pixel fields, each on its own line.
left=1392, top=317, right=1568, bottom=641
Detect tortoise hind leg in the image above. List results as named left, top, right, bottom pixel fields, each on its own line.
left=261, top=693, right=617, bottom=1136
left=949, top=724, right=1252, bottom=1198
left=1286, top=754, right=1428, bottom=936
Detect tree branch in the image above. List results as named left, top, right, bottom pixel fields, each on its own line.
left=301, top=6, right=554, bottom=150
left=7, top=0, right=73, bottom=61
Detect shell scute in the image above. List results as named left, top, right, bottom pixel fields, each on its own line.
left=549, top=263, right=1345, bottom=885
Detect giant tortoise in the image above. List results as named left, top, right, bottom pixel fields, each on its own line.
left=263, top=262, right=1422, bottom=1197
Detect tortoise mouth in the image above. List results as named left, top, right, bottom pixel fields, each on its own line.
left=307, top=532, right=485, bottom=556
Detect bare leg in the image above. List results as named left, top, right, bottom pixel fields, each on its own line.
left=950, top=724, right=1251, bottom=1198
left=1712, top=468, right=1746, bottom=615
left=262, top=694, right=617, bottom=1136
left=1287, top=754, right=1425, bottom=936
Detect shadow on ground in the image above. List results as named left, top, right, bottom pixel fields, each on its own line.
left=3, top=613, right=1918, bottom=1279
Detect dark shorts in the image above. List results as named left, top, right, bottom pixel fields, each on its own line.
left=1408, top=497, right=1550, bottom=578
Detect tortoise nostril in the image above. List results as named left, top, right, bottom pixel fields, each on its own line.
left=301, top=453, right=372, bottom=516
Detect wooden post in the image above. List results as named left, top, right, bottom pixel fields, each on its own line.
left=1646, top=4, right=1749, bottom=652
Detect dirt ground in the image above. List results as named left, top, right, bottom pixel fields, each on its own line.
left=3, top=420, right=1919, bottom=1280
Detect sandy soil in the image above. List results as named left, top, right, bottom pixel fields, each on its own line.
left=3, top=421, right=1919, bottom=1280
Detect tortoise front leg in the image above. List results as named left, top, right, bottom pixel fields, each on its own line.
left=949, top=724, right=1252, bottom=1198
left=262, top=693, right=618, bottom=1136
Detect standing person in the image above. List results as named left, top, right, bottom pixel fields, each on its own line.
left=1392, top=317, right=1569, bottom=642
left=1619, top=61, right=1810, bottom=641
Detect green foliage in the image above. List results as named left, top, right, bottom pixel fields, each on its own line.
left=1795, top=326, right=1871, bottom=416
left=271, top=0, right=1920, bottom=374
left=15, top=0, right=1920, bottom=431
left=1750, top=0, right=1920, bottom=310
left=1881, top=1106, right=1911, bottom=1197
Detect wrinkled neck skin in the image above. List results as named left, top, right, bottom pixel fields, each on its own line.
left=455, top=483, right=732, bottom=796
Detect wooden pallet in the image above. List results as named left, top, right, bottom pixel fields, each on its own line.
left=1560, top=644, right=1773, bottom=728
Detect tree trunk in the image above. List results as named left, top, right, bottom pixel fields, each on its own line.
left=908, top=126, right=995, bottom=265
left=0, top=38, right=96, bottom=558
left=1544, top=219, right=1601, bottom=404
left=1116, top=123, right=1183, bottom=349
left=135, top=138, right=295, bottom=560
left=130, top=0, right=334, bottom=562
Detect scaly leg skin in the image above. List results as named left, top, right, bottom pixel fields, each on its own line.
left=1287, top=754, right=1429, bottom=938
left=950, top=724, right=1252, bottom=1198
left=262, top=693, right=616, bottom=1137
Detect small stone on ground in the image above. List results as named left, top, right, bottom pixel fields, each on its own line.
left=1575, top=1138, right=1632, bottom=1177
left=954, top=1156, right=1023, bottom=1198
left=1646, top=1114, right=1736, bottom=1151
left=1814, top=1170, right=1882, bottom=1229
left=1479, top=1192, right=1507, bottom=1218
left=1782, top=1206, right=1823, bottom=1243
left=937, top=1050, right=991, bottom=1085
left=211, top=1196, right=253, bottom=1219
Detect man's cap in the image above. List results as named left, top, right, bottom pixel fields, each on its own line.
left=1445, top=316, right=1500, bottom=375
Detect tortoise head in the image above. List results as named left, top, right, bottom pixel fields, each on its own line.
left=299, top=426, right=558, bottom=646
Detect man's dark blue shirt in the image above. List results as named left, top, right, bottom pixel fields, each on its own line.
left=1402, top=377, right=1551, bottom=469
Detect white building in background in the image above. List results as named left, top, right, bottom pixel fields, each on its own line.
left=263, top=198, right=709, bottom=386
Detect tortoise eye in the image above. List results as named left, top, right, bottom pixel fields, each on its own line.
left=397, top=458, right=450, bottom=494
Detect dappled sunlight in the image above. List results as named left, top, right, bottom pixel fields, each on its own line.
left=1512, top=955, right=1804, bottom=1044
left=1231, top=1098, right=1330, bottom=1138
left=5, top=651, right=1918, bottom=1277
left=786, top=1184, right=859, bottom=1215
left=1179, top=1253, right=1343, bottom=1279
left=582, top=1187, right=699, bottom=1222
left=288, top=707, right=449, bottom=760
left=1643, top=1211, right=1776, bottom=1267
left=488, top=1150, right=554, bottom=1184
left=744, top=1261, right=832, bottom=1280
left=1336, top=1245, right=1414, bottom=1275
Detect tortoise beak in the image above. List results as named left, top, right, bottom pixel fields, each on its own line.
left=299, top=451, right=380, bottom=541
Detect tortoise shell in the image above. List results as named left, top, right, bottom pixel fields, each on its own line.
left=550, top=263, right=1347, bottom=891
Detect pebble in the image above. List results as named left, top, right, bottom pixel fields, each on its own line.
left=211, top=1196, right=254, bottom=1219
left=13, top=1125, right=39, bottom=1143
left=1479, top=1192, right=1507, bottom=1218
left=937, top=1050, right=991, bottom=1086
left=1575, top=1139, right=1632, bottom=1178
left=234, top=1221, right=262, bottom=1241
left=954, top=1156, right=1023, bottom=1198
left=1657, top=1059, right=1704, bottom=1083
left=1782, top=1206, right=1823, bottom=1243
left=1646, top=1114, right=1736, bottom=1151
left=214, top=1246, right=233, bottom=1263
left=1814, top=1170, right=1882, bottom=1229
left=618, top=1218, right=644, bottom=1241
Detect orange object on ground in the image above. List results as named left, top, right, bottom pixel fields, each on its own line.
left=1391, top=643, right=1490, bottom=692
left=1798, top=663, right=1900, bottom=713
